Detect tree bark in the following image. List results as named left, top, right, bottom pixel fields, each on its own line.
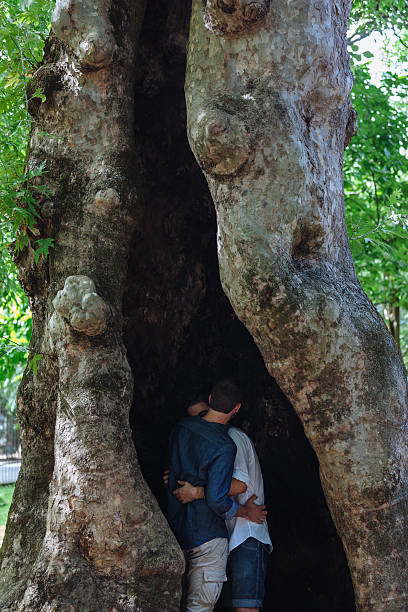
left=0, top=1, right=183, bottom=610
left=185, top=1, right=408, bottom=610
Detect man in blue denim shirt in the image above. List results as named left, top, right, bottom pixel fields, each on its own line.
left=168, top=380, right=266, bottom=612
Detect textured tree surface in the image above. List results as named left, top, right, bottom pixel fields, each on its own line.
left=0, top=1, right=184, bottom=610
left=0, top=0, right=406, bottom=611
left=185, top=1, right=408, bottom=610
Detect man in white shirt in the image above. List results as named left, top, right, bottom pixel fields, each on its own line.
left=173, top=387, right=272, bottom=611
left=223, top=426, right=272, bottom=611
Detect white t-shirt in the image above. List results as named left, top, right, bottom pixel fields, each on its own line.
left=226, top=427, right=273, bottom=553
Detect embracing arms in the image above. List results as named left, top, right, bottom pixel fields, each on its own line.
left=173, top=477, right=246, bottom=501
left=172, top=479, right=266, bottom=524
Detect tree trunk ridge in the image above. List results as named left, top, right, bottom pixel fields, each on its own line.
left=0, top=1, right=184, bottom=610
left=185, top=1, right=408, bottom=610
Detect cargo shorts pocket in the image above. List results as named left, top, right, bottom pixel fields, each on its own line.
left=197, top=567, right=227, bottom=606
left=203, top=567, right=227, bottom=583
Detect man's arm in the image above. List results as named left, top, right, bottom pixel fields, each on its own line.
left=172, top=480, right=266, bottom=523
left=173, top=430, right=267, bottom=523
left=204, top=445, right=239, bottom=520
left=173, top=477, right=246, bottom=502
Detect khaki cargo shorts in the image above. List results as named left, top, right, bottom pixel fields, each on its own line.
left=183, top=537, right=228, bottom=612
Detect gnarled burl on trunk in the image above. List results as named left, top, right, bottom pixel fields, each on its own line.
left=185, top=1, right=408, bottom=610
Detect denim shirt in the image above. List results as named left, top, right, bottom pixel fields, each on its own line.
left=167, top=416, right=239, bottom=550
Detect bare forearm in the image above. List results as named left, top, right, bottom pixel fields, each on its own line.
left=228, top=477, right=247, bottom=496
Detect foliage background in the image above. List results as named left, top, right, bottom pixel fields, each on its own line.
left=0, top=0, right=51, bottom=412
left=0, top=484, right=14, bottom=526
left=0, top=0, right=407, bottom=417
left=347, top=0, right=408, bottom=359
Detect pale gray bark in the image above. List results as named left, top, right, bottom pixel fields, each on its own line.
left=0, top=1, right=183, bottom=609
left=185, top=1, right=408, bottom=610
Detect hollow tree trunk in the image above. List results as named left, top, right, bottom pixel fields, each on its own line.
left=0, top=1, right=183, bottom=609
left=185, top=1, right=408, bottom=610
left=125, top=2, right=354, bottom=610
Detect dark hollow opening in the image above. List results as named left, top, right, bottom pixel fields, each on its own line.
left=123, top=2, right=355, bottom=610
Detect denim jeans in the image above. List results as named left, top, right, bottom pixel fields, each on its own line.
left=223, top=537, right=268, bottom=608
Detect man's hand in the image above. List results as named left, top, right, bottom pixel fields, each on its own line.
left=235, top=495, right=267, bottom=524
left=163, top=469, right=169, bottom=488
left=173, top=480, right=205, bottom=504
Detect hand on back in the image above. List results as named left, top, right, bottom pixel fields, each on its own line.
left=243, top=495, right=267, bottom=524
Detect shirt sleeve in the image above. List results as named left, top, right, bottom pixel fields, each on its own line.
left=205, top=443, right=238, bottom=520
left=230, top=431, right=250, bottom=486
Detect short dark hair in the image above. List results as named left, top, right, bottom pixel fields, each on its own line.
left=185, top=391, right=208, bottom=411
left=210, top=379, right=242, bottom=414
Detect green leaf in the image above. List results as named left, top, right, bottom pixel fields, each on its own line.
left=27, top=353, right=41, bottom=375
left=34, top=237, right=54, bottom=264
left=30, top=87, right=45, bottom=102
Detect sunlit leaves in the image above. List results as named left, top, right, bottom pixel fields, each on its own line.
left=0, top=282, right=31, bottom=412
left=344, top=54, right=408, bottom=360
left=350, top=0, right=408, bottom=43
left=0, top=0, right=51, bottom=410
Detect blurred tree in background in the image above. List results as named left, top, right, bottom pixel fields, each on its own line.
left=345, top=64, right=408, bottom=357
